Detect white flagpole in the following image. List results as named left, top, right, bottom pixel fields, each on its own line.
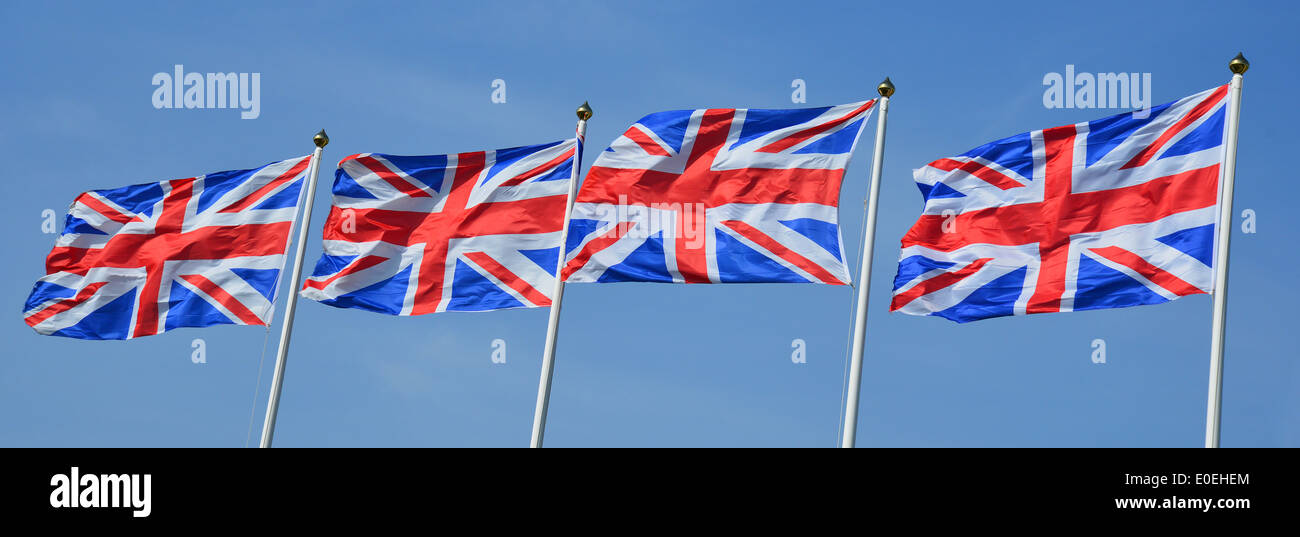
left=259, top=129, right=329, bottom=448
left=1205, top=54, right=1249, bottom=448
left=841, top=78, right=893, bottom=449
left=530, top=102, right=593, bottom=448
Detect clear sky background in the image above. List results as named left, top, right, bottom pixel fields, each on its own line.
left=1, top=1, right=1295, bottom=447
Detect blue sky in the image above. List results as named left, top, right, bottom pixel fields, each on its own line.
left=1, top=1, right=1296, bottom=447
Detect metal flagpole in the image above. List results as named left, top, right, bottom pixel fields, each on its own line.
left=841, top=78, right=893, bottom=449
left=259, top=129, right=330, bottom=448
left=1205, top=54, right=1249, bottom=448
left=530, top=102, right=593, bottom=448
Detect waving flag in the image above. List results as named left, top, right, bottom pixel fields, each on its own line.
left=562, top=100, right=875, bottom=284
left=300, top=139, right=578, bottom=314
left=22, top=157, right=313, bottom=339
left=892, top=85, right=1229, bottom=323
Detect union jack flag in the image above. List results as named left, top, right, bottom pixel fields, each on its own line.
left=300, top=139, right=579, bottom=314
left=22, top=157, right=313, bottom=339
left=562, top=100, right=875, bottom=284
left=892, top=85, right=1229, bottom=323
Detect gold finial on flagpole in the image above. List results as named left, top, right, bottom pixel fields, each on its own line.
left=576, top=101, right=593, bottom=121
left=877, top=77, right=895, bottom=98
left=313, top=129, right=330, bottom=148
left=1229, top=53, right=1250, bottom=75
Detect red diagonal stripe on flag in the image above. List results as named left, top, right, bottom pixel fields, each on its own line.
left=24, top=282, right=108, bottom=327
left=302, top=255, right=389, bottom=291
left=890, top=258, right=993, bottom=311
left=218, top=157, right=312, bottom=213
left=355, top=156, right=433, bottom=198
left=178, top=274, right=265, bottom=325
left=561, top=223, right=636, bottom=280
left=720, top=220, right=844, bottom=284
left=624, top=126, right=673, bottom=157
left=1087, top=246, right=1205, bottom=297
left=1121, top=84, right=1228, bottom=170
left=76, top=194, right=140, bottom=225
left=755, top=100, right=874, bottom=153
left=462, top=251, right=551, bottom=306
left=499, top=147, right=575, bottom=187
left=929, top=158, right=1024, bottom=190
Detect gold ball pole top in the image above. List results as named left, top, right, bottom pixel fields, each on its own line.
left=877, top=77, right=895, bottom=98
left=313, top=129, right=330, bottom=148
left=1229, top=52, right=1250, bottom=75
left=576, top=101, right=593, bottom=121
